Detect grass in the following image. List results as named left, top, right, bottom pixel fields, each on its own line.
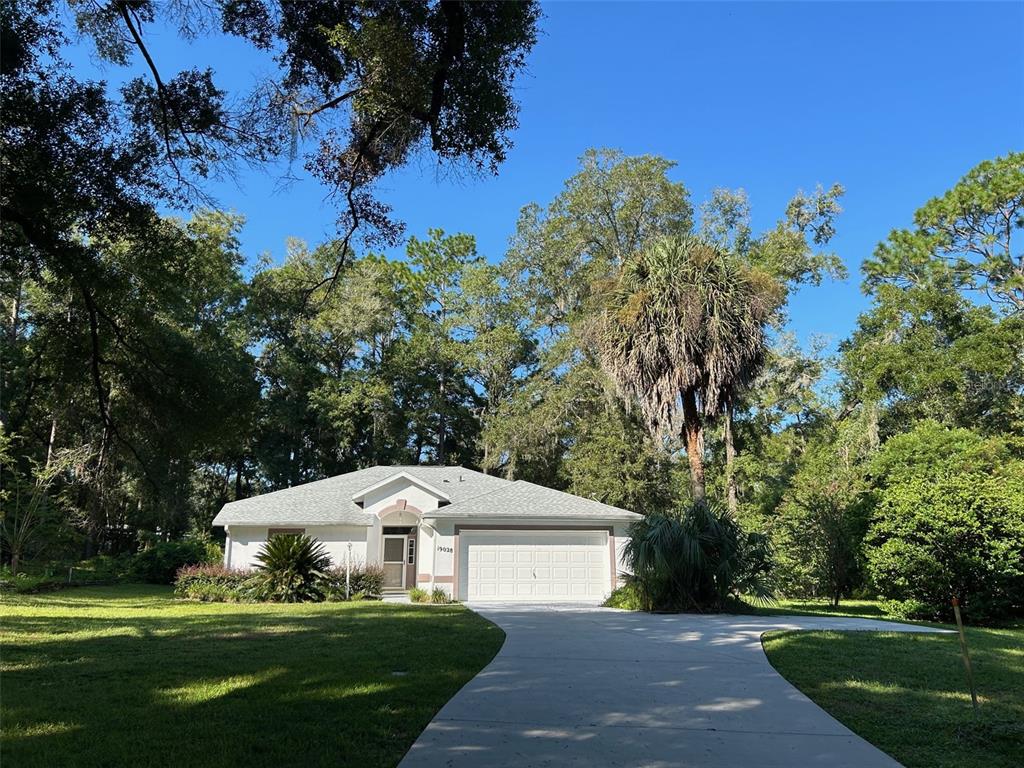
left=0, top=585, right=505, bottom=768
left=762, top=625, right=1024, bottom=768
left=747, top=597, right=896, bottom=620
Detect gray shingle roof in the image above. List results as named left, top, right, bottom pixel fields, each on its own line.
left=211, top=466, right=511, bottom=526
left=430, top=480, right=641, bottom=521
left=212, top=466, right=639, bottom=527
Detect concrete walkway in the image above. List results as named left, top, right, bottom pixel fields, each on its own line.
left=399, top=604, right=947, bottom=767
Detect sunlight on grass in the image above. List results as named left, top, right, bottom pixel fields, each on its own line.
left=7, top=722, right=82, bottom=739
left=763, top=627, right=1023, bottom=768
left=820, top=679, right=987, bottom=705
left=157, top=668, right=287, bottom=706
left=0, top=585, right=505, bottom=768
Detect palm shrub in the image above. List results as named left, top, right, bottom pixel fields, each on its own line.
left=625, top=501, right=774, bottom=611
left=253, top=534, right=332, bottom=603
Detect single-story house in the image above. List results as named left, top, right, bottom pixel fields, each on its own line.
left=211, top=465, right=641, bottom=602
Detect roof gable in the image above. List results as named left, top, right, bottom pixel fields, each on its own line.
left=351, top=471, right=451, bottom=504
left=212, top=465, right=511, bottom=527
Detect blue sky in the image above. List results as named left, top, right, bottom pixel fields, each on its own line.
left=68, top=1, right=1024, bottom=349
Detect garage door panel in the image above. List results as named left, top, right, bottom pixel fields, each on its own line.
left=461, top=530, right=610, bottom=602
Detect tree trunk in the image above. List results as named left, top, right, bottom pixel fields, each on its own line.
left=437, top=364, right=447, bottom=465
left=8, top=279, right=21, bottom=342
left=44, top=415, right=58, bottom=470
left=724, top=404, right=737, bottom=515
left=681, top=391, right=706, bottom=502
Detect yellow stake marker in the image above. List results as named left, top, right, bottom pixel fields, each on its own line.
left=951, top=597, right=979, bottom=713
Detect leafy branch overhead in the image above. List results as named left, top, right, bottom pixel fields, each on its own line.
left=73, top=0, right=541, bottom=276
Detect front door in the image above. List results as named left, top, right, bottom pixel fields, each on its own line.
left=382, top=535, right=406, bottom=589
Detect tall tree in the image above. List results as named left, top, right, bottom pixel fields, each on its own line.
left=863, top=152, right=1024, bottom=315
left=843, top=153, right=1024, bottom=439
left=699, top=184, right=845, bottom=511
left=596, top=236, right=780, bottom=501
left=405, top=229, right=484, bottom=464
left=506, top=148, right=693, bottom=335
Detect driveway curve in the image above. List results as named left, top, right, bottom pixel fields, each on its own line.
left=399, top=604, right=947, bottom=768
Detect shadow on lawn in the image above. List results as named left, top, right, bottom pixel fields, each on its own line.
left=1, top=596, right=504, bottom=768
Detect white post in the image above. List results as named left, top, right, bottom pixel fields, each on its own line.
left=346, top=542, right=352, bottom=600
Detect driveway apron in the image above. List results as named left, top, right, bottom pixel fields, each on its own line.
left=399, top=604, right=947, bottom=767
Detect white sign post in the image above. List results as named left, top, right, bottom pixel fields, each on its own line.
left=346, top=542, right=352, bottom=600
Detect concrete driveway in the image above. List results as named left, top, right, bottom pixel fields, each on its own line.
left=399, top=603, right=946, bottom=767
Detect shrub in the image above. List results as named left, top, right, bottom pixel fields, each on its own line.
left=130, top=540, right=222, bottom=584
left=322, top=564, right=385, bottom=601
left=252, top=534, right=332, bottom=603
left=408, top=587, right=429, bottom=603
left=174, top=564, right=257, bottom=602
left=0, top=569, right=66, bottom=594
left=430, top=586, right=453, bottom=604
left=866, top=471, right=1024, bottom=623
left=625, top=501, right=774, bottom=612
left=72, top=553, right=133, bottom=583
left=603, top=580, right=644, bottom=610
left=772, top=419, right=872, bottom=605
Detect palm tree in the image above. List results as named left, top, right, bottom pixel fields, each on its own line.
left=596, top=235, right=779, bottom=501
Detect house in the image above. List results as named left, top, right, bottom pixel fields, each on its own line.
left=211, top=466, right=641, bottom=602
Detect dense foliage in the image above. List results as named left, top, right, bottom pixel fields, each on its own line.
left=174, top=561, right=385, bottom=603
left=623, top=502, right=774, bottom=611
left=174, top=564, right=260, bottom=602
left=864, top=423, right=1024, bottom=621
left=128, top=540, right=222, bottom=585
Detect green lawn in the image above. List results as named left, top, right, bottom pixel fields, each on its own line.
left=0, top=585, right=505, bottom=768
left=763, top=626, right=1024, bottom=768
left=747, top=597, right=896, bottom=620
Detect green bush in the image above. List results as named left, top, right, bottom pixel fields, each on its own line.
left=866, top=472, right=1024, bottom=623
left=252, top=534, right=332, bottom=603
left=603, top=580, right=644, bottom=610
left=130, top=540, right=222, bottom=584
left=625, top=501, right=774, bottom=612
left=72, top=553, right=133, bottom=583
left=322, top=564, right=385, bottom=601
left=408, top=587, right=429, bottom=603
left=0, top=569, right=65, bottom=594
left=430, top=586, right=453, bottom=604
left=174, top=564, right=258, bottom=602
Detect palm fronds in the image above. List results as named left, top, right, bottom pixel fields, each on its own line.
left=253, top=534, right=333, bottom=602
left=596, top=234, right=779, bottom=442
left=624, top=501, right=775, bottom=611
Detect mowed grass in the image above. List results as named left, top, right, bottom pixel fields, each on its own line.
left=0, top=585, right=505, bottom=768
left=762, top=626, right=1024, bottom=768
left=749, top=598, right=896, bottom=620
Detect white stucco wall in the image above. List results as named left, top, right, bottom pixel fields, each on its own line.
left=224, top=525, right=369, bottom=570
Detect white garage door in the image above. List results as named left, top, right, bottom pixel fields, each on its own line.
left=460, top=530, right=610, bottom=602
